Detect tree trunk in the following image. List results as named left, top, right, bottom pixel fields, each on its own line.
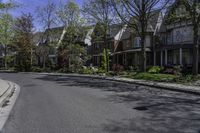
left=37, top=56, right=41, bottom=67
left=4, top=45, right=7, bottom=69
left=31, top=48, right=33, bottom=67
left=105, top=39, right=109, bottom=72
left=192, top=24, right=199, bottom=75
left=43, top=56, right=46, bottom=69
left=140, top=36, right=146, bottom=72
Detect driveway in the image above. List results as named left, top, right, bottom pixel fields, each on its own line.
left=1, top=73, right=200, bottom=133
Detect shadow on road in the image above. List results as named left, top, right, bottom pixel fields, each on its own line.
left=35, top=75, right=200, bottom=133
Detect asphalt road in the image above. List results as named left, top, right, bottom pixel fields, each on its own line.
left=1, top=73, right=200, bottom=133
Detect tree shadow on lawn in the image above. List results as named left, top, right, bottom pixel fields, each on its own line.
left=36, top=75, right=200, bottom=132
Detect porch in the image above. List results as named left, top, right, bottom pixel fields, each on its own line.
left=155, top=48, right=194, bottom=67
left=112, top=48, right=153, bottom=69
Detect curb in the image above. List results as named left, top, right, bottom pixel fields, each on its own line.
left=19, top=72, right=200, bottom=95
left=33, top=72, right=200, bottom=96
left=0, top=81, right=20, bottom=133
left=0, top=81, right=11, bottom=102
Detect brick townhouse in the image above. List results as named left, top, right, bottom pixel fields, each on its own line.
left=90, top=10, right=163, bottom=69
left=155, top=0, right=200, bottom=70
left=91, top=23, right=123, bottom=67
left=113, top=10, right=163, bottom=69
left=90, top=0, right=200, bottom=71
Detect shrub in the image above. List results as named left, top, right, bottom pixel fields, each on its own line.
left=181, top=65, right=192, bottom=75
left=174, top=74, right=199, bottom=83
left=118, top=71, right=129, bottom=76
left=148, top=66, right=163, bottom=74
left=163, top=68, right=175, bottom=74
left=173, top=65, right=182, bottom=75
left=129, top=65, right=139, bottom=72
left=78, top=66, right=99, bottom=75
left=163, top=65, right=182, bottom=75
left=82, top=67, right=93, bottom=74
left=31, top=67, right=51, bottom=73
left=106, top=71, right=117, bottom=76
left=42, top=67, right=51, bottom=72
left=101, top=49, right=110, bottom=72
left=31, top=66, right=43, bottom=72
left=112, top=64, right=124, bottom=73
left=97, top=67, right=106, bottom=74
left=58, top=68, right=70, bottom=73
left=134, top=73, right=176, bottom=82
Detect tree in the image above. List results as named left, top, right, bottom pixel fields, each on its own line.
left=36, top=0, right=57, bottom=68
left=111, top=0, right=171, bottom=72
left=0, top=1, right=17, bottom=69
left=37, top=0, right=57, bottom=31
left=59, top=43, right=88, bottom=72
left=0, top=12, right=14, bottom=69
left=101, top=48, right=110, bottom=72
left=183, top=0, right=200, bottom=75
left=57, top=0, right=83, bottom=45
left=13, top=13, right=34, bottom=71
left=82, top=0, right=119, bottom=72
left=57, top=0, right=86, bottom=71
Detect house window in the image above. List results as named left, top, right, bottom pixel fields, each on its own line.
left=94, top=43, right=99, bottom=49
left=134, top=37, right=141, bottom=48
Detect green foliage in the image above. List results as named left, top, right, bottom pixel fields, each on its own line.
left=13, top=13, right=34, bottom=72
left=174, top=75, right=199, bottom=83
left=148, top=66, right=163, bottom=74
left=101, top=48, right=109, bottom=73
left=0, top=11, right=14, bottom=69
left=31, top=66, right=43, bottom=72
left=59, top=43, right=89, bottom=73
left=112, top=64, right=124, bottom=74
left=57, top=0, right=81, bottom=27
left=57, top=1, right=88, bottom=72
left=173, top=65, right=182, bottom=75
left=81, top=67, right=94, bottom=74
left=134, top=73, right=177, bottom=82
left=4, top=55, right=15, bottom=68
left=58, top=67, right=70, bottom=73
left=97, top=67, right=106, bottom=74
left=31, top=66, right=51, bottom=73
left=129, top=65, right=139, bottom=72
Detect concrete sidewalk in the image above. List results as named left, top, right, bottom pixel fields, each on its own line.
left=0, top=79, right=10, bottom=98
left=0, top=79, right=20, bottom=133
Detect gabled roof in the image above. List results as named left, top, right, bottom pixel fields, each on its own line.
left=114, top=25, right=127, bottom=41
left=158, top=0, right=190, bottom=32
left=108, top=24, right=124, bottom=39
left=121, top=27, right=132, bottom=40
left=148, top=10, right=162, bottom=33
left=91, top=23, right=123, bottom=40
left=33, top=32, right=43, bottom=46
left=85, top=27, right=94, bottom=46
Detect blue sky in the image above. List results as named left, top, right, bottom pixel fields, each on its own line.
left=1, top=0, right=83, bottom=30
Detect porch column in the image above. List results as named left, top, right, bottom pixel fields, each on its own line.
left=124, top=53, right=127, bottom=66
left=153, top=51, right=156, bottom=66
left=122, top=54, right=125, bottom=65
left=160, top=51, right=163, bottom=67
left=179, top=48, right=183, bottom=65
left=117, top=54, right=119, bottom=64
left=165, top=49, right=168, bottom=65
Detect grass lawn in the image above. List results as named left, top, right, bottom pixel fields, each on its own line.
left=122, top=72, right=178, bottom=82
